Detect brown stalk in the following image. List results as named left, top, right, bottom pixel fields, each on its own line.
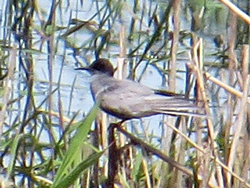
left=188, top=43, right=250, bottom=188
left=189, top=39, right=224, bottom=188
left=169, top=0, right=180, bottom=92
left=219, top=0, right=250, bottom=25
left=204, top=73, right=250, bottom=104
left=227, top=75, right=249, bottom=185
left=116, top=125, right=222, bottom=188
left=240, top=45, right=250, bottom=186
left=168, top=116, right=250, bottom=188
left=227, top=45, right=250, bottom=186
left=167, top=1, right=182, bottom=187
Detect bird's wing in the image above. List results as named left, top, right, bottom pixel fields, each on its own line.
left=144, top=95, right=204, bottom=117
left=99, top=83, right=156, bottom=119
left=92, top=76, right=203, bottom=118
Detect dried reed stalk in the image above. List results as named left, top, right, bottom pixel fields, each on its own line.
left=189, top=39, right=224, bottom=188
left=188, top=42, right=250, bottom=188
left=219, top=0, right=250, bottom=25
left=0, top=47, right=16, bottom=136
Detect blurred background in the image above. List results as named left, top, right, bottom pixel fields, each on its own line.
left=0, top=0, right=250, bottom=187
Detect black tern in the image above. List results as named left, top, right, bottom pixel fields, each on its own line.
left=77, top=58, right=203, bottom=120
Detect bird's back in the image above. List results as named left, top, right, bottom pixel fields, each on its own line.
left=90, top=74, right=199, bottom=120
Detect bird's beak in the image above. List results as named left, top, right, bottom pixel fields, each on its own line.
left=75, top=67, right=93, bottom=73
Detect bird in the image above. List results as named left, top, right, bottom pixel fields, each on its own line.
left=76, top=58, right=203, bottom=121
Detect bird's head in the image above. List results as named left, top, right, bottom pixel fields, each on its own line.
left=76, top=58, right=114, bottom=77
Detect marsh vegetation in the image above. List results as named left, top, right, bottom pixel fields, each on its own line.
left=1, top=0, right=250, bottom=187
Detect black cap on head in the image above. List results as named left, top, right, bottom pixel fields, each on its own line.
left=89, top=58, right=114, bottom=76
left=76, top=58, right=114, bottom=77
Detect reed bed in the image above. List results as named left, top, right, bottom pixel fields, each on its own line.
left=0, top=0, right=250, bottom=187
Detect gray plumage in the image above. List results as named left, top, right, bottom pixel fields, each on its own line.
left=77, top=58, right=202, bottom=120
